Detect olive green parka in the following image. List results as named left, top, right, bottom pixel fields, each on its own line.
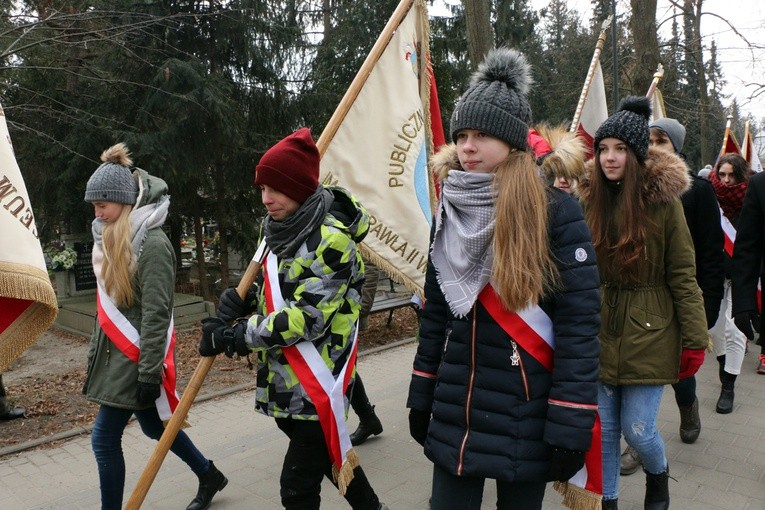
left=578, top=147, right=708, bottom=385
left=83, top=169, right=175, bottom=410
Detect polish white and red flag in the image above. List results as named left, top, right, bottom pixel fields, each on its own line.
left=573, top=59, right=608, bottom=160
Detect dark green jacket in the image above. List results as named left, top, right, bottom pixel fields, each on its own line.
left=579, top=148, right=708, bottom=385
left=84, top=170, right=175, bottom=410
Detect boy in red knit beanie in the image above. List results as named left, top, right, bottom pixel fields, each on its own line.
left=200, top=128, right=388, bottom=510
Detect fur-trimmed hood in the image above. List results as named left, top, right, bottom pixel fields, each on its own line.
left=431, top=143, right=461, bottom=182
left=577, top=146, right=690, bottom=205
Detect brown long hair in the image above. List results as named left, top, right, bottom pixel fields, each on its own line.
left=585, top=147, right=651, bottom=282
left=101, top=205, right=136, bottom=308
left=493, top=150, right=560, bottom=309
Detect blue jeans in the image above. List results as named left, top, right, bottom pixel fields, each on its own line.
left=598, top=382, right=667, bottom=500
left=91, top=404, right=209, bottom=510
left=430, top=463, right=546, bottom=510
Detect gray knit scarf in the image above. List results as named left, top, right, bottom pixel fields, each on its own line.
left=431, top=170, right=496, bottom=318
left=91, top=195, right=170, bottom=280
left=263, top=187, right=334, bottom=259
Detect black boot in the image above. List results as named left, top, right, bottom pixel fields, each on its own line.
left=678, top=397, right=701, bottom=443
left=0, top=376, right=25, bottom=420
left=644, top=467, right=670, bottom=510
left=602, top=498, right=618, bottom=510
left=350, top=405, right=383, bottom=446
left=716, top=371, right=736, bottom=414
left=717, top=355, right=726, bottom=382
left=186, top=461, right=228, bottom=510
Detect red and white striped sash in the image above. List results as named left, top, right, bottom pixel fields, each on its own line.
left=477, top=284, right=602, bottom=506
left=95, top=282, right=180, bottom=422
left=262, top=244, right=359, bottom=494
left=719, top=209, right=761, bottom=310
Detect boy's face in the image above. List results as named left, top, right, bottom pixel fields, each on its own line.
left=261, top=184, right=300, bottom=221
left=649, top=128, right=675, bottom=153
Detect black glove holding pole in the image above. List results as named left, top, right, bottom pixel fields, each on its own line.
left=198, top=317, right=249, bottom=358
left=217, top=286, right=259, bottom=322
left=547, top=447, right=586, bottom=482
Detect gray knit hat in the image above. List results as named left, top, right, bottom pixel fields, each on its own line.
left=649, top=117, right=686, bottom=153
left=594, top=96, right=652, bottom=161
left=450, top=47, right=533, bottom=150
left=84, top=143, right=138, bottom=204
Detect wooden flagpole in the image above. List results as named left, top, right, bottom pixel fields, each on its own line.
left=127, top=1, right=418, bottom=507
left=569, top=16, right=612, bottom=133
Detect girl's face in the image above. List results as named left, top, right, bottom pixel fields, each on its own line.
left=554, top=175, right=577, bottom=193
left=261, top=184, right=300, bottom=221
left=92, top=201, right=125, bottom=223
left=455, top=129, right=511, bottom=173
left=717, top=163, right=739, bottom=186
left=598, top=137, right=629, bottom=182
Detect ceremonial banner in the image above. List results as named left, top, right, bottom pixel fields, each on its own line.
left=569, top=17, right=611, bottom=161
left=716, top=118, right=741, bottom=166
left=319, top=0, right=436, bottom=296
left=646, top=64, right=666, bottom=122
left=743, top=120, right=763, bottom=173
left=0, top=103, right=57, bottom=372
left=575, top=60, right=608, bottom=159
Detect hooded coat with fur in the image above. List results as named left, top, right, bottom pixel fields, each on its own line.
left=408, top=144, right=601, bottom=482
left=578, top=147, right=708, bottom=385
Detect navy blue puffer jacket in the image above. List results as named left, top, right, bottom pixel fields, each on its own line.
left=407, top=187, right=601, bottom=483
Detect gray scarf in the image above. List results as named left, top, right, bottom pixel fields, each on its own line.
left=431, top=170, right=496, bottom=318
left=91, top=195, right=170, bottom=281
left=263, top=187, right=334, bottom=259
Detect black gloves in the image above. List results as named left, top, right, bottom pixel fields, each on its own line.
left=734, top=311, right=760, bottom=341
left=408, top=409, right=431, bottom=446
left=135, top=381, right=161, bottom=407
left=198, top=317, right=249, bottom=358
left=548, top=447, right=586, bottom=482
left=217, top=286, right=259, bottom=323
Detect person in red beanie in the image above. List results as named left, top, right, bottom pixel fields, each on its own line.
left=199, top=128, right=388, bottom=510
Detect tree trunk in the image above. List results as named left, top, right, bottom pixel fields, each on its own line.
left=686, top=0, right=711, bottom=164
left=193, top=215, right=212, bottom=301
left=462, top=0, right=493, bottom=71
left=628, top=0, right=659, bottom=94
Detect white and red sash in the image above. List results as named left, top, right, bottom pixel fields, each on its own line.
left=477, top=285, right=602, bottom=510
left=262, top=245, right=359, bottom=495
left=96, top=283, right=180, bottom=422
left=720, top=209, right=761, bottom=310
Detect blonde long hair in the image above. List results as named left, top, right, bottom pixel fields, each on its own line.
left=99, top=143, right=136, bottom=308
left=493, top=150, right=560, bottom=310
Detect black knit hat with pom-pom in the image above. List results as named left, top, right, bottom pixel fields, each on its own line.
left=594, top=96, right=652, bottom=161
left=450, top=47, right=533, bottom=150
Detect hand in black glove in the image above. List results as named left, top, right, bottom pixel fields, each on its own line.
left=547, top=447, right=585, bottom=482
left=136, top=381, right=161, bottom=407
left=734, top=312, right=757, bottom=340
left=198, top=317, right=249, bottom=358
left=217, top=286, right=259, bottom=323
left=408, top=409, right=431, bottom=446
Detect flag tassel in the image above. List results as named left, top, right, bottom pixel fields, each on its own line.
left=554, top=481, right=603, bottom=510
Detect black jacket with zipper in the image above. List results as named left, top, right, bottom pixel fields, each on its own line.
left=407, top=188, right=601, bottom=483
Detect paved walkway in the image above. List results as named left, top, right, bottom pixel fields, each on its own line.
left=1, top=340, right=764, bottom=509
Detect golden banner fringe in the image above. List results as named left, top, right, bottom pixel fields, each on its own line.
left=0, top=266, right=58, bottom=372
left=359, top=244, right=424, bottom=301
left=553, top=481, right=602, bottom=510
left=332, top=448, right=361, bottom=496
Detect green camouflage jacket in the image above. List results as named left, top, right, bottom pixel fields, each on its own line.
left=246, top=187, right=369, bottom=419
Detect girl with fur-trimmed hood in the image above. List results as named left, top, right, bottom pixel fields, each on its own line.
left=578, top=97, right=708, bottom=509
left=406, top=48, right=601, bottom=510
left=83, top=144, right=227, bottom=510
left=529, top=123, right=588, bottom=193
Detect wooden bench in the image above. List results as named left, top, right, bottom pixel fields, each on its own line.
left=369, top=277, right=420, bottom=327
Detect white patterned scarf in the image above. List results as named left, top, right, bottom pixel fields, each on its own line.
left=431, top=170, right=496, bottom=317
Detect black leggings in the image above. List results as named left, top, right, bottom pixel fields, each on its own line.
left=430, top=463, right=546, bottom=510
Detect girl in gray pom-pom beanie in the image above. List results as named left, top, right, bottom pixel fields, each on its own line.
left=407, top=47, right=601, bottom=510
left=83, top=143, right=228, bottom=510
left=579, top=97, right=708, bottom=508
